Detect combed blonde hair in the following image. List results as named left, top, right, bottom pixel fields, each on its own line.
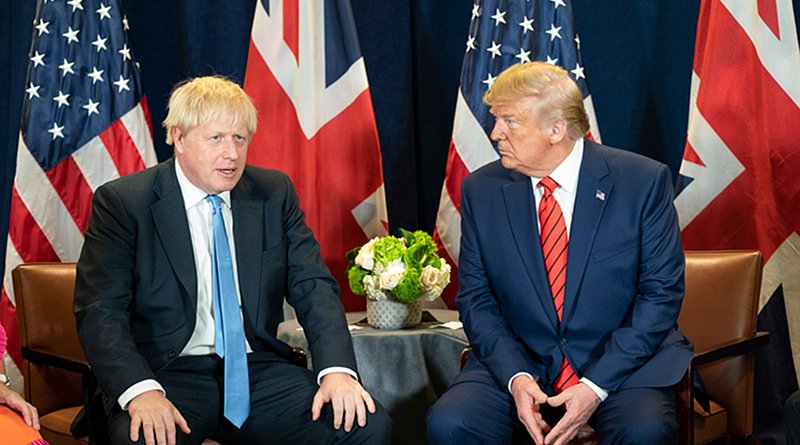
left=163, top=76, right=258, bottom=145
left=483, top=62, right=590, bottom=140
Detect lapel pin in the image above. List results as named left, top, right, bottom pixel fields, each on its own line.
left=595, top=190, right=606, bottom=201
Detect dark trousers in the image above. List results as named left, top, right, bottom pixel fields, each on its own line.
left=786, top=390, right=800, bottom=445
left=427, top=357, right=677, bottom=445
left=108, top=352, right=392, bottom=445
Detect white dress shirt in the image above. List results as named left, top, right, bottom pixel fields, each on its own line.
left=117, top=161, right=355, bottom=409
left=506, top=139, right=609, bottom=401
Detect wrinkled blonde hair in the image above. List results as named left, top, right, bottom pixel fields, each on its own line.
left=484, top=62, right=590, bottom=140
left=163, top=76, right=258, bottom=145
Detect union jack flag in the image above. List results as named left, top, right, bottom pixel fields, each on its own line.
left=434, top=0, right=600, bottom=307
left=1, top=0, right=155, bottom=372
left=243, top=0, right=388, bottom=311
left=675, top=0, right=800, bottom=439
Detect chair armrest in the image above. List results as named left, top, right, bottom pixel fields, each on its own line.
left=22, top=347, right=91, bottom=375
left=692, top=331, right=769, bottom=367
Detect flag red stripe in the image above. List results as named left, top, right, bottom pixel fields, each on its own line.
left=45, top=156, right=94, bottom=234
left=283, top=0, right=299, bottom=63
left=444, top=141, right=470, bottom=213
left=757, top=0, right=781, bottom=39
left=140, top=96, right=154, bottom=138
left=98, top=118, right=146, bottom=176
left=7, top=187, right=60, bottom=263
left=0, top=289, right=21, bottom=366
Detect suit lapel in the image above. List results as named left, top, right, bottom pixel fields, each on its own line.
left=563, top=141, right=612, bottom=323
left=151, top=158, right=198, bottom=303
left=231, top=172, right=264, bottom=337
left=502, top=171, right=559, bottom=330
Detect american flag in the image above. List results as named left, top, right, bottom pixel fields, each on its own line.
left=675, top=0, right=800, bottom=440
left=434, top=0, right=600, bottom=307
left=1, top=0, right=156, bottom=370
left=243, top=0, right=388, bottom=312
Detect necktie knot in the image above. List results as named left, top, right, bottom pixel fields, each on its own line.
left=207, top=195, right=222, bottom=214
left=539, top=177, right=559, bottom=197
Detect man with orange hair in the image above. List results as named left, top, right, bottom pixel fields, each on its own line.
left=428, top=62, right=692, bottom=445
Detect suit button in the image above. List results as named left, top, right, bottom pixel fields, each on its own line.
left=559, top=338, right=568, bottom=347
left=168, top=350, right=177, bottom=358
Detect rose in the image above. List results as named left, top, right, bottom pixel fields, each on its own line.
left=378, top=259, right=406, bottom=290
left=420, top=265, right=442, bottom=289
left=355, top=237, right=378, bottom=270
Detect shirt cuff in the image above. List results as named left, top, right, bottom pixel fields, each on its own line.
left=118, top=379, right=166, bottom=410
left=508, top=372, right=537, bottom=394
left=317, top=366, right=358, bottom=385
left=580, top=377, right=608, bottom=401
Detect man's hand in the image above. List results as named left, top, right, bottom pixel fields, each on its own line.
left=510, top=375, right=550, bottom=445
left=128, top=390, right=191, bottom=445
left=311, top=372, right=376, bottom=432
left=0, top=385, right=40, bottom=430
left=543, top=383, right=601, bottom=445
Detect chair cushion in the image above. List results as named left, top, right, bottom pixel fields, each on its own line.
left=40, top=406, right=88, bottom=445
left=694, top=399, right=728, bottom=445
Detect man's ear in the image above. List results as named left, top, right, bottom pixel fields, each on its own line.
left=548, top=120, right=568, bottom=144
left=172, top=127, right=184, bottom=153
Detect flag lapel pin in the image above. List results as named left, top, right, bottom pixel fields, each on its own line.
left=595, top=190, right=606, bottom=201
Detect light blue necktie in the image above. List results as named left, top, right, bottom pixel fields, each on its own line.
left=207, top=195, right=250, bottom=428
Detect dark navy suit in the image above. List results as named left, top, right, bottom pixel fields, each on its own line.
left=428, top=141, right=692, bottom=444
left=74, top=158, right=390, bottom=444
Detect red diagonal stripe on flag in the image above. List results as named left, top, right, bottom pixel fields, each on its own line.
left=99, top=119, right=146, bottom=177
left=45, top=156, right=94, bottom=233
left=283, top=0, right=299, bottom=63
left=757, top=0, right=780, bottom=39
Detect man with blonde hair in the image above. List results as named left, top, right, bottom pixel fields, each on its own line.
left=75, top=76, right=391, bottom=445
left=427, top=62, right=692, bottom=445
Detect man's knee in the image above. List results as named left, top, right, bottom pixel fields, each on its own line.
left=336, top=402, right=392, bottom=445
left=607, top=416, right=677, bottom=445
left=426, top=396, right=513, bottom=445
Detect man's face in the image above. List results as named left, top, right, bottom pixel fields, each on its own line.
left=489, top=97, right=568, bottom=177
left=173, top=113, right=249, bottom=195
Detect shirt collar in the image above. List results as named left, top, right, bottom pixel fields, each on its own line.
left=174, top=159, right=232, bottom=210
left=531, top=137, right=584, bottom=194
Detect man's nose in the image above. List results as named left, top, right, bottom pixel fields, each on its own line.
left=490, top=122, right=504, bottom=141
left=222, top=138, right=239, bottom=159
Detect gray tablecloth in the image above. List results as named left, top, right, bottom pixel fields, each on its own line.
left=277, top=309, right=468, bottom=445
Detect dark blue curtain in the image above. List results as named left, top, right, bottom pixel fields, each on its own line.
left=2, top=2, right=799, bottom=442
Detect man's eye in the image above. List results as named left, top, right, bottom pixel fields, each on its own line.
left=210, top=135, right=220, bottom=141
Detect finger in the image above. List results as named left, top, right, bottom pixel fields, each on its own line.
left=130, top=415, right=142, bottom=442
left=332, top=393, right=344, bottom=430
left=142, top=419, right=155, bottom=445
left=166, top=417, right=177, bottom=445
left=342, top=396, right=355, bottom=432
left=174, top=408, right=192, bottom=434
left=547, top=393, right=566, bottom=408
left=30, top=405, right=40, bottom=430
left=362, top=390, right=376, bottom=414
left=356, top=393, right=367, bottom=427
left=154, top=417, right=168, bottom=445
left=311, top=392, right=324, bottom=421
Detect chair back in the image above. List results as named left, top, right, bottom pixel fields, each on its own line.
left=679, top=250, right=763, bottom=438
left=12, top=263, right=85, bottom=421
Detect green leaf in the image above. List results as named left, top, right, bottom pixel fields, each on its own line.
left=347, top=266, right=369, bottom=295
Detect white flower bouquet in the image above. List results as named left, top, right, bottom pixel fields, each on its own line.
left=346, top=229, right=451, bottom=303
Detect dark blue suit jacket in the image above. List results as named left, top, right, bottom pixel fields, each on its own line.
left=457, top=140, right=692, bottom=395
left=74, top=158, right=356, bottom=411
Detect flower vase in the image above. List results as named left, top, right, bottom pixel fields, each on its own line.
left=366, top=295, right=423, bottom=329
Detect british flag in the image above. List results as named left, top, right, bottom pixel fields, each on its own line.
left=243, top=0, right=388, bottom=311
left=434, top=0, right=601, bottom=307
left=676, top=0, right=800, bottom=440
left=1, top=0, right=155, bottom=372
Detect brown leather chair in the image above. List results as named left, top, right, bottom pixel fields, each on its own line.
left=677, top=250, right=768, bottom=444
left=13, top=262, right=89, bottom=445
left=459, top=250, right=768, bottom=445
